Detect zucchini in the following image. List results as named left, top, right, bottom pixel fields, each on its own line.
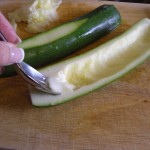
left=29, top=18, right=150, bottom=107
left=1, top=4, right=121, bottom=77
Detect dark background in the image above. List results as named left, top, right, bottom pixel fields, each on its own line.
left=107, top=0, right=150, bottom=3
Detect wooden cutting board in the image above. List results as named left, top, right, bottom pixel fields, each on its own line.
left=0, top=0, right=150, bottom=150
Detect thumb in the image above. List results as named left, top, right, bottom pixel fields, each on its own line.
left=0, top=41, right=24, bottom=66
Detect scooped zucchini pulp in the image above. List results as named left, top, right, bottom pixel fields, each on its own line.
left=1, top=4, right=121, bottom=77
left=30, top=18, right=150, bottom=107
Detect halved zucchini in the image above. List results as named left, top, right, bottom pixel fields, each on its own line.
left=29, top=18, right=150, bottom=107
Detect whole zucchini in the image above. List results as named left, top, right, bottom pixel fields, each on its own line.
left=1, top=4, right=121, bottom=77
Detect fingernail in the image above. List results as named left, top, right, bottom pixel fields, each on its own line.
left=10, top=48, right=24, bottom=63
left=14, top=37, right=22, bottom=45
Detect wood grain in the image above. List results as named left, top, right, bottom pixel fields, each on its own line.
left=0, top=0, right=150, bottom=150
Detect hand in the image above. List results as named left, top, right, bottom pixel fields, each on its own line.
left=0, top=12, right=24, bottom=74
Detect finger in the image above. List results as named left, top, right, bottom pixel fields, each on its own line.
left=0, top=12, right=21, bottom=45
left=0, top=41, right=24, bottom=66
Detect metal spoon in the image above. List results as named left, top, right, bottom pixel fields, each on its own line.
left=0, top=31, right=59, bottom=95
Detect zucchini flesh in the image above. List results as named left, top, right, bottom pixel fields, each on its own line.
left=29, top=18, right=150, bottom=107
left=19, top=19, right=87, bottom=49
left=1, top=5, right=121, bottom=77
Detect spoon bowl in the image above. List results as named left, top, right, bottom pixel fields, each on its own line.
left=15, top=62, right=59, bottom=95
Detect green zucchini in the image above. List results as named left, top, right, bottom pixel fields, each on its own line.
left=1, top=4, right=121, bottom=77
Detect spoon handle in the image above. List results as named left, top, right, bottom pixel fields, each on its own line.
left=0, top=31, right=7, bottom=42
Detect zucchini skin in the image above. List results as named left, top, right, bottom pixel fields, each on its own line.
left=1, top=5, right=121, bottom=77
